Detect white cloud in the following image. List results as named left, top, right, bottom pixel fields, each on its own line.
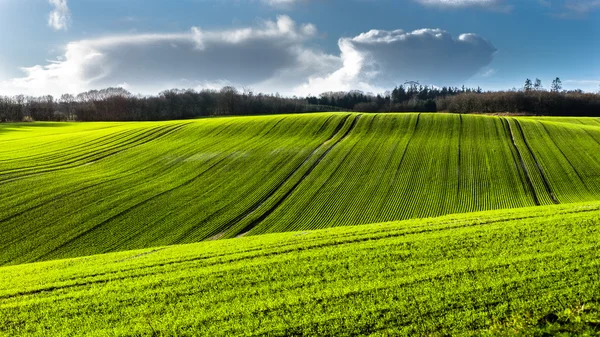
left=295, top=28, right=497, bottom=95
left=479, top=68, right=497, bottom=78
left=252, top=46, right=341, bottom=95
left=415, top=0, right=600, bottom=13
left=48, top=0, right=71, bottom=31
left=564, top=80, right=600, bottom=85
left=538, top=0, right=600, bottom=15
left=414, top=0, right=511, bottom=10
left=0, top=18, right=496, bottom=97
left=416, top=0, right=499, bottom=6
left=261, top=0, right=307, bottom=9
left=262, top=0, right=298, bottom=5
left=563, top=0, right=600, bottom=13
left=0, top=15, right=324, bottom=96
left=564, top=79, right=600, bottom=92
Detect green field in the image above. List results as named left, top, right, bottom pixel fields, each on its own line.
left=3, top=113, right=600, bottom=265
left=1, top=202, right=600, bottom=336
left=3, top=112, right=600, bottom=335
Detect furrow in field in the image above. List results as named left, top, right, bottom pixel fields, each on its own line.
left=28, top=204, right=600, bottom=288
left=12, top=115, right=348, bottom=263
left=28, top=204, right=597, bottom=290
left=0, top=123, right=190, bottom=183
left=531, top=121, right=600, bottom=200
left=501, top=117, right=533, bottom=209
left=0, top=126, right=135, bottom=162
left=320, top=115, right=395, bottom=226
left=4, top=113, right=600, bottom=266
left=206, top=114, right=359, bottom=239
left=382, top=114, right=458, bottom=220
left=9, top=117, right=300, bottom=262
left=345, top=115, right=403, bottom=223
left=0, top=123, right=128, bottom=159
left=457, top=114, right=462, bottom=198
left=0, top=119, right=273, bottom=262
left=3, top=243, right=594, bottom=305
left=99, top=116, right=321, bottom=247
left=282, top=115, right=377, bottom=230
left=538, top=122, right=590, bottom=194
left=34, top=154, right=236, bottom=263
left=504, top=118, right=542, bottom=206
left=231, top=115, right=361, bottom=237
left=0, top=120, right=237, bottom=224
left=458, top=116, right=532, bottom=213
left=0, top=125, right=161, bottom=172
left=374, top=114, right=422, bottom=218
left=154, top=115, right=346, bottom=243
left=513, top=119, right=559, bottom=204
left=258, top=115, right=378, bottom=233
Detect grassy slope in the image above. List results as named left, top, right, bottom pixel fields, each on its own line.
left=4, top=113, right=600, bottom=264
left=1, top=202, right=600, bottom=336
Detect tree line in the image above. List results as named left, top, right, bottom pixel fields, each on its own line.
left=0, top=87, right=313, bottom=122
left=439, top=78, right=600, bottom=116
left=1, top=78, right=599, bottom=122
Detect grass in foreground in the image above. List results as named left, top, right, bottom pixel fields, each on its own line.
left=487, top=302, right=600, bottom=336
left=1, top=202, right=600, bottom=336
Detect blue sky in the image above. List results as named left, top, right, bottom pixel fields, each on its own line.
left=0, top=0, right=598, bottom=96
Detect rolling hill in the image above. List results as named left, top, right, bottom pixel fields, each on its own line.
left=1, top=202, right=600, bottom=336
left=3, top=113, right=600, bottom=265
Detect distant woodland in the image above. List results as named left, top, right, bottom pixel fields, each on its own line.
left=1, top=78, right=600, bottom=121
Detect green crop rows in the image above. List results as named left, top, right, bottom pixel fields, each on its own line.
left=1, top=202, right=600, bottom=336
left=3, top=113, right=600, bottom=335
left=3, top=113, right=600, bottom=265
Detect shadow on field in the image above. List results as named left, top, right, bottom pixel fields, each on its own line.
left=486, top=302, right=600, bottom=336
left=0, top=122, right=72, bottom=135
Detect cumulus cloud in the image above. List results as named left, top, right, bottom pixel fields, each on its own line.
left=0, top=17, right=496, bottom=97
left=48, top=0, right=71, bottom=31
left=0, top=15, right=325, bottom=96
left=295, top=28, right=497, bottom=95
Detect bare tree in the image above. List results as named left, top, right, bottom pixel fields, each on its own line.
left=60, top=93, right=75, bottom=120
left=219, top=86, right=238, bottom=115
left=551, top=78, right=562, bottom=93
